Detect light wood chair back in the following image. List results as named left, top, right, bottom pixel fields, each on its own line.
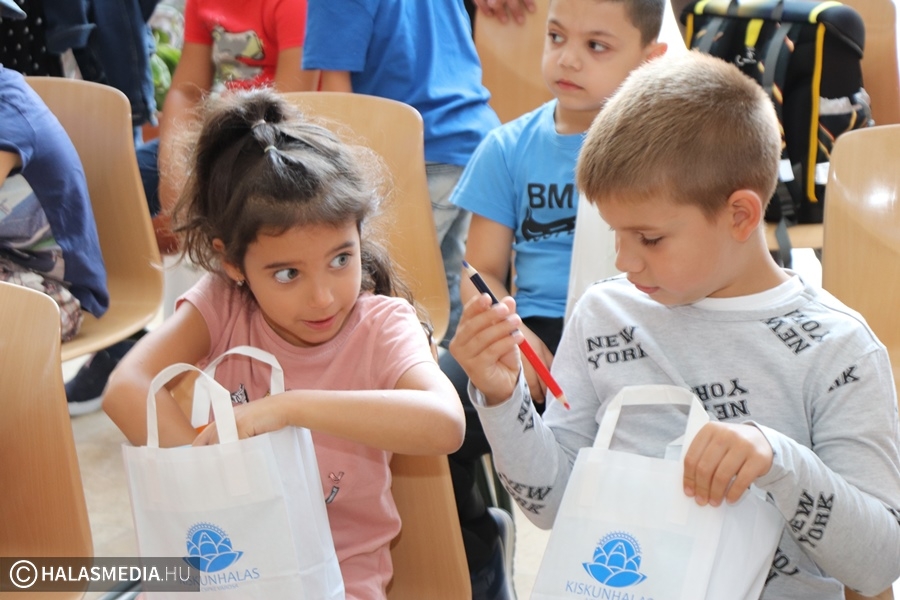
left=25, top=76, right=164, bottom=363
left=280, top=91, right=450, bottom=343
left=387, top=453, right=471, bottom=599
left=0, top=281, right=92, bottom=599
left=822, top=124, right=900, bottom=398
left=474, top=1, right=552, bottom=124
left=841, top=0, right=900, bottom=126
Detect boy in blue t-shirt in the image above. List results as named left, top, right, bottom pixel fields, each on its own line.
left=439, top=0, right=667, bottom=596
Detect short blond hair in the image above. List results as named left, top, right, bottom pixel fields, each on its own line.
left=576, top=51, right=781, bottom=217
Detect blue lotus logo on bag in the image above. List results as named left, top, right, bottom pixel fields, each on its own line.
left=583, top=532, right=647, bottom=587
left=183, top=523, right=244, bottom=572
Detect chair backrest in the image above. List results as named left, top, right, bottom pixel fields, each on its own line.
left=821, top=124, right=900, bottom=395
left=387, top=453, right=471, bottom=599
left=840, top=0, right=900, bottom=126
left=0, top=281, right=93, bottom=599
left=280, top=91, right=450, bottom=343
left=25, top=76, right=164, bottom=363
left=474, top=1, right=552, bottom=124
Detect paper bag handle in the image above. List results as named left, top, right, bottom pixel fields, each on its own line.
left=190, top=345, right=285, bottom=429
left=593, top=385, right=709, bottom=460
left=146, top=363, right=238, bottom=448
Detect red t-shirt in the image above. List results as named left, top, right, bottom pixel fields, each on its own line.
left=183, top=0, right=307, bottom=89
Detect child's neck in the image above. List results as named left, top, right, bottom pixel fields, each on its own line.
left=554, top=103, right=599, bottom=135
left=714, top=254, right=793, bottom=299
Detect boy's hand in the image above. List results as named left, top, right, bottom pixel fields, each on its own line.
left=449, top=294, right=524, bottom=405
left=683, top=422, right=774, bottom=506
left=473, top=0, right=536, bottom=24
left=520, top=327, right=552, bottom=405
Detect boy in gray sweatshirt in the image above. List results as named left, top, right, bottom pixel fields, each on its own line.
left=449, top=51, right=900, bottom=599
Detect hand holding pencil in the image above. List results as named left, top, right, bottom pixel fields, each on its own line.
left=450, top=261, right=570, bottom=410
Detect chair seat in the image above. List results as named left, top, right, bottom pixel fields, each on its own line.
left=61, top=278, right=161, bottom=362
left=765, top=222, right=824, bottom=251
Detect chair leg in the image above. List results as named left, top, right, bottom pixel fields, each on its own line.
left=479, top=455, right=514, bottom=514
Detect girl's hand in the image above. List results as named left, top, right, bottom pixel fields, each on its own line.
left=192, top=396, right=289, bottom=445
left=682, top=422, right=774, bottom=506
left=449, top=294, right=524, bottom=405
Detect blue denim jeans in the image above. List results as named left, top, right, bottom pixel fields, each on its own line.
left=426, top=162, right=467, bottom=345
left=43, top=0, right=158, bottom=126
left=136, top=137, right=160, bottom=216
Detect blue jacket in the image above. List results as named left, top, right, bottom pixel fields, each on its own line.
left=42, top=0, right=159, bottom=126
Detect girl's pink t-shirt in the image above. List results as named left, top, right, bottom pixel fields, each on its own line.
left=180, top=274, right=434, bottom=599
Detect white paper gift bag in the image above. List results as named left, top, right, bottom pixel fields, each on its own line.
left=123, top=346, right=345, bottom=599
left=531, top=385, right=783, bottom=600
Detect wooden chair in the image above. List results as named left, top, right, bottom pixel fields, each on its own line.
left=474, top=1, right=552, bottom=124
left=280, top=91, right=450, bottom=344
left=0, top=281, right=92, bottom=599
left=387, top=453, right=471, bottom=599
left=822, top=123, right=899, bottom=600
left=765, top=222, right=825, bottom=254
left=25, top=77, right=164, bottom=363
left=821, top=124, right=900, bottom=397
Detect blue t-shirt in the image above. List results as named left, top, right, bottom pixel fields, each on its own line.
left=302, top=0, right=500, bottom=166
left=451, top=100, right=583, bottom=319
left=0, top=65, right=109, bottom=316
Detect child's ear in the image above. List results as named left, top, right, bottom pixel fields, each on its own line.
left=725, top=189, right=764, bottom=242
left=644, top=41, right=668, bottom=61
left=213, top=238, right=244, bottom=284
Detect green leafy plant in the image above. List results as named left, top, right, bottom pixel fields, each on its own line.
left=151, top=28, right=181, bottom=109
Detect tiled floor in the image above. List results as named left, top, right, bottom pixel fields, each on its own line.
left=66, top=249, right=899, bottom=598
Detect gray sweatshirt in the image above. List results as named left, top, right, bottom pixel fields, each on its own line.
left=472, top=274, right=900, bottom=598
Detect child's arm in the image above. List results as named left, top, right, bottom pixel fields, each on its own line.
left=688, top=349, right=900, bottom=595
left=0, top=149, right=21, bottom=186
left=103, top=302, right=212, bottom=447
left=193, top=359, right=466, bottom=455
left=463, top=214, right=554, bottom=402
left=273, top=47, right=319, bottom=93
left=156, top=42, right=215, bottom=216
left=318, top=71, right=353, bottom=93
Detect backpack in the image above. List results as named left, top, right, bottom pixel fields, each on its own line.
left=681, top=0, right=873, bottom=226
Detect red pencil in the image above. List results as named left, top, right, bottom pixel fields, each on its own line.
left=463, top=261, right=571, bottom=410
